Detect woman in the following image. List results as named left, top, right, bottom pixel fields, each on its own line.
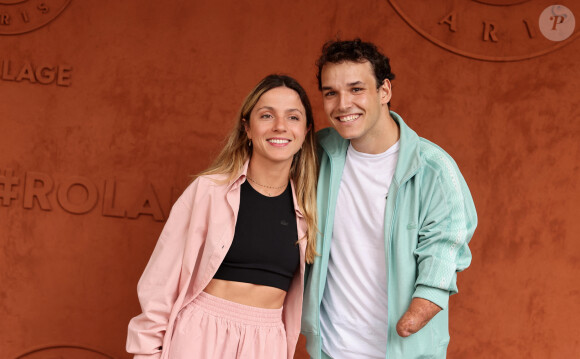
left=126, top=74, right=317, bottom=359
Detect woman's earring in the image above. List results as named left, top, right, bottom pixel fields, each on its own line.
left=248, top=139, right=252, bottom=147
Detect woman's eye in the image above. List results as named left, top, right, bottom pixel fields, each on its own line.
left=289, top=116, right=300, bottom=121
left=260, top=114, right=273, bottom=119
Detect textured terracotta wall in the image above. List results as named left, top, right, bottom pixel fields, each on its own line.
left=1, top=1, right=578, bottom=358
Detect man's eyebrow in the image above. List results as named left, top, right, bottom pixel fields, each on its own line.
left=321, top=81, right=364, bottom=90
left=347, top=81, right=364, bottom=87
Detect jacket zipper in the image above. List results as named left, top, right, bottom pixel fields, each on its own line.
left=384, top=169, right=419, bottom=359
left=317, top=146, right=337, bottom=356
left=384, top=185, right=398, bottom=359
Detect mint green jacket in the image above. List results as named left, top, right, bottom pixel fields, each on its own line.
left=301, top=112, right=477, bottom=359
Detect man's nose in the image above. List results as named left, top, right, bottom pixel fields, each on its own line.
left=337, top=93, right=352, bottom=111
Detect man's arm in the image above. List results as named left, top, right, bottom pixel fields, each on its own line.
left=396, top=298, right=442, bottom=337
left=397, top=149, right=477, bottom=337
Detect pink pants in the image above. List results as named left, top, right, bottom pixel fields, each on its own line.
left=168, top=291, right=287, bottom=359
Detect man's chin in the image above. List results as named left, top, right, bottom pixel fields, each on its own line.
left=339, top=134, right=357, bottom=141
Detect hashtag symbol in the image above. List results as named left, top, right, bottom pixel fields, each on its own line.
left=0, top=168, right=19, bottom=206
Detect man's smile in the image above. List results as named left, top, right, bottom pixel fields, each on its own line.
left=336, top=114, right=361, bottom=122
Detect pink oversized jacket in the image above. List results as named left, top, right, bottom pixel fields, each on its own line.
left=126, top=162, right=307, bottom=359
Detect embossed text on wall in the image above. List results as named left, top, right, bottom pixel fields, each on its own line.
left=0, top=0, right=72, bottom=35
left=388, top=0, right=578, bottom=61
left=0, top=168, right=178, bottom=221
left=1, top=59, right=72, bottom=86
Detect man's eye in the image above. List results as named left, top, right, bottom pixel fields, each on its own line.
left=324, top=91, right=335, bottom=97
left=352, top=88, right=363, bottom=92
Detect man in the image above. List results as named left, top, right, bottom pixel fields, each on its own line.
left=301, top=39, right=477, bottom=359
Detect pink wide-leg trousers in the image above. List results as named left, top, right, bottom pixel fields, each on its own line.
left=168, top=291, right=287, bottom=359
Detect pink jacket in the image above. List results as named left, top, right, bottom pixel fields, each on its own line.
left=126, top=162, right=307, bottom=359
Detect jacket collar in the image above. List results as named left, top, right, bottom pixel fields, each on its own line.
left=390, top=111, right=421, bottom=185
left=227, top=159, right=250, bottom=189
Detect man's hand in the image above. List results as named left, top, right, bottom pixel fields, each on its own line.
left=396, top=297, right=442, bottom=337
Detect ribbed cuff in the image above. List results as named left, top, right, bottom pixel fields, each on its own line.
left=412, top=285, right=449, bottom=310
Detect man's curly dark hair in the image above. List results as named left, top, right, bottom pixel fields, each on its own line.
left=316, top=38, right=395, bottom=91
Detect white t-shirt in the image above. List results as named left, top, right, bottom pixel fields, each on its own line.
left=320, top=141, right=399, bottom=359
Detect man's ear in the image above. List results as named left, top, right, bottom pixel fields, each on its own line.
left=379, top=79, right=392, bottom=105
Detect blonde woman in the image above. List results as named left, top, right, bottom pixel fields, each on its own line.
left=127, top=74, right=317, bottom=359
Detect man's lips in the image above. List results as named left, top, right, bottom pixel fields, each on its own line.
left=335, top=114, right=361, bottom=122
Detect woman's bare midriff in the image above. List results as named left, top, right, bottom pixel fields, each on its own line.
left=203, top=278, right=286, bottom=309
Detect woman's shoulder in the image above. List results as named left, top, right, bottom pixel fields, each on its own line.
left=168, top=173, right=230, bottom=213
left=185, top=173, right=230, bottom=195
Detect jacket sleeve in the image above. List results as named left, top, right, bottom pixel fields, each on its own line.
left=126, top=180, right=199, bottom=357
left=412, top=156, right=477, bottom=310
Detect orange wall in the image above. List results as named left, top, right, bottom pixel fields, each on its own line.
left=1, top=1, right=579, bottom=358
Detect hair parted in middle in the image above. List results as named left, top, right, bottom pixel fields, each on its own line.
left=198, top=74, right=318, bottom=263
left=315, top=38, right=396, bottom=96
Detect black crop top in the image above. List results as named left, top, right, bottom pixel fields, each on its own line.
left=213, top=180, right=300, bottom=291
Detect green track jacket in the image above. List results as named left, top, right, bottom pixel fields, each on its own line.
left=301, top=112, right=477, bottom=359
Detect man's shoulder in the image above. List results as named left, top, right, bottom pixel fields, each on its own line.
left=395, top=111, right=460, bottom=172
left=316, top=127, right=340, bottom=142
left=416, top=137, right=464, bottom=182
left=316, top=127, right=348, bottom=153
left=418, top=137, right=453, bottom=160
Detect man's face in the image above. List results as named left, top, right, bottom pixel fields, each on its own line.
left=320, top=61, right=391, bottom=152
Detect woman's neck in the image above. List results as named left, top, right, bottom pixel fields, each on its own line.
left=246, top=159, right=291, bottom=196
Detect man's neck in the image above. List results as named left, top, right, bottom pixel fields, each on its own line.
left=350, top=112, right=400, bottom=154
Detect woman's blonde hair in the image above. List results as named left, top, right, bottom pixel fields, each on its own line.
left=198, top=74, right=318, bottom=263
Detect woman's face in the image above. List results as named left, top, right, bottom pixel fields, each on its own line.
left=245, top=86, right=309, bottom=168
